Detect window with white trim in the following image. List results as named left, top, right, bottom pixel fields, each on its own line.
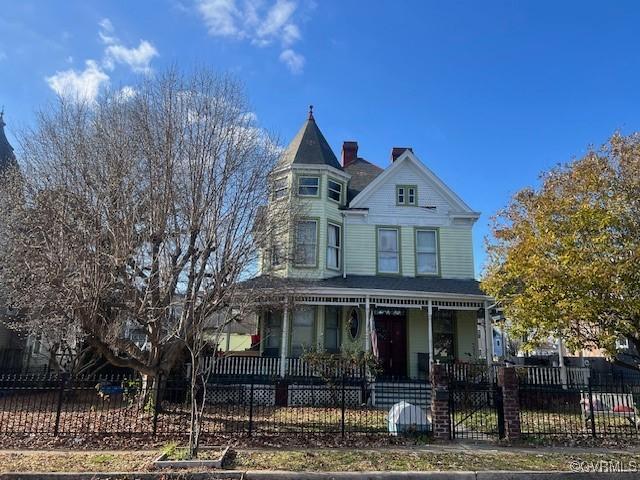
left=298, top=176, right=319, bottom=196
left=416, top=229, right=438, bottom=275
left=397, top=186, right=405, bottom=205
left=327, top=223, right=341, bottom=270
left=295, top=220, right=318, bottom=266
left=327, top=179, right=342, bottom=203
left=397, top=185, right=417, bottom=205
left=291, top=307, right=315, bottom=357
left=378, top=228, right=400, bottom=273
left=272, top=177, right=288, bottom=200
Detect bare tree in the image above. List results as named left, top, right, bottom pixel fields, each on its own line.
left=0, top=68, right=294, bottom=407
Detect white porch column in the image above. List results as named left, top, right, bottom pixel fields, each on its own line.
left=484, top=300, right=493, bottom=367
left=364, top=295, right=371, bottom=352
left=280, top=300, right=290, bottom=378
left=427, top=300, right=434, bottom=369
left=558, top=337, right=568, bottom=388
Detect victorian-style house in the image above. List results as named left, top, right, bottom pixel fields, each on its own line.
left=238, top=107, right=494, bottom=381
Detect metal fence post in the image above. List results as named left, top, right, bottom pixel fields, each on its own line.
left=341, top=374, right=346, bottom=438
left=587, top=376, right=596, bottom=438
left=152, top=372, right=160, bottom=435
left=248, top=377, right=255, bottom=437
left=53, top=373, right=67, bottom=436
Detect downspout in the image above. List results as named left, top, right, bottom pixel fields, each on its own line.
left=342, top=212, right=347, bottom=278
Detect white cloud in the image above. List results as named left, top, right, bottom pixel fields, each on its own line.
left=99, top=19, right=158, bottom=73
left=196, top=0, right=307, bottom=73
left=279, top=49, right=304, bottom=74
left=45, top=60, right=110, bottom=103
left=114, top=85, right=137, bottom=102
left=45, top=19, right=159, bottom=102
left=104, top=40, right=158, bottom=73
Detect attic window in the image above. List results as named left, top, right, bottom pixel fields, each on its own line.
left=397, top=185, right=417, bottom=206
left=298, top=176, right=319, bottom=196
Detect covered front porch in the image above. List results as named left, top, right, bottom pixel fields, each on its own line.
left=220, top=278, right=494, bottom=380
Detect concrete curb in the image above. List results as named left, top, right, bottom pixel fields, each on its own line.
left=2, top=472, right=640, bottom=480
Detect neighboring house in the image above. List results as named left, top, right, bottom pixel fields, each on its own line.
left=241, top=108, right=493, bottom=379
left=0, top=111, right=52, bottom=373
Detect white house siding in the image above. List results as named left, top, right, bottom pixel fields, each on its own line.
left=439, top=226, right=475, bottom=279
left=359, top=160, right=452, bottom=216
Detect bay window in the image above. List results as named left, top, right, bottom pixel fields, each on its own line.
left=295, top=220, right=318, bottom=266
left=291, top=307, right=315, bottom=357
left=327, top=222, right=341, bottom=270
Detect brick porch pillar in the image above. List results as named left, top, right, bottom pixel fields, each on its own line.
left=430, top=364, right=450, bottom=440
left=497, top=366, right=521, bottom=440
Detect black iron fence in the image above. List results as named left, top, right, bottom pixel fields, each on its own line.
left=0, top=373, right=432, bottom=438
left=519, top=379, right=640, bottom=438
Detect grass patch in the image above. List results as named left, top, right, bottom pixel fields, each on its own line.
left=0, top=451, right=156, bottom=472
left=231, top=450, right=640, bottom=472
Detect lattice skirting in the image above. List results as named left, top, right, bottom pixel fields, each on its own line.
left=288, top=385, right=363, bottom=407
left=206, top=384, right=276, bottom=406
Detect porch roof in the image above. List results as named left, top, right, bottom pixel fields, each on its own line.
left=239, top=274, right=485, bottom=297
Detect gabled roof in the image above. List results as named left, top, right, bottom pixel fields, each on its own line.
left=276, top=107, right=342, bottom=171
left=0, top=112, right=17, bottom=173
left=344, top=157, right=383, bottom=201
left=349, top=149, right=479, bottom=216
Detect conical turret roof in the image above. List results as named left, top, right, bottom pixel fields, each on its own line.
left=276, top=106, right=342, bottom=170
left=0, top=111, right=17, bottom=173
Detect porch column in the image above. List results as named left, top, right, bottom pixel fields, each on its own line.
left=280, top=300, right=290, bottom=378
left=364, top=295, right=371, bottom=352
left=558, top=337, right=568, bottom=388
left=484, top=300, right=494, bottom=367
left=427, top=300, right=434, bottom=369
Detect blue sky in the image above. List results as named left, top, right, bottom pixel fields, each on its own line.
left=2, top=1, right=640, bottom=277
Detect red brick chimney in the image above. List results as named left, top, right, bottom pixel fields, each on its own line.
left=342, top=141, right=358, bottom=168
left=391, top=147, right=413, bottom=162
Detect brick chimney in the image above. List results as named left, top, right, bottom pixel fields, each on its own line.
left=342, top=141, right=358, bottom=168
left=391, top=147, right=413, bottom=162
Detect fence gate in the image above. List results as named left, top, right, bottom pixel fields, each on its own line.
left=450, top=381, right=504, bottom=440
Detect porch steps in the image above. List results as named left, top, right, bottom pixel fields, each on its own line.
left=372, top=381, right=431, bottom=410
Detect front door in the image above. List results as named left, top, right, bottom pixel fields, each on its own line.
left=375, top=310, right=407, bottom=377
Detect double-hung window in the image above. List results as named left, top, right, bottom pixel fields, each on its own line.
left=295, top=220, right=318, bottom=266
left=327, top=179, right=342, bottom=203
left=291, top=307, right=315, bottom=357
left=327, top=223, right=341, bottom=270
left=272, top=177, right=288, bottom=200
left=377, top=227, right=400, bottom=274
left=416, top=229, right=438, bottom=275
left=324, top=306, right=341, bottom=353
left=397, top=185, right=417, bottom=206
left=298, top=176, right=319, bottom=196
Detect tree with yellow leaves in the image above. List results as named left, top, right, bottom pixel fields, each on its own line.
left=482, top=134, right=640, bottom=365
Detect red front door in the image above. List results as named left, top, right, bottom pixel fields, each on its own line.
left=375, top=312, right=407, bottom=378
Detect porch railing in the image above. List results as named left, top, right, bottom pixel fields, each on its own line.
left=200, top=355, right=365, bottom=379
left=286, top=357, right=365, bottom=379
left=202, top=355, right=281, bottom=377
left=516, top=365, right=590, bottom=386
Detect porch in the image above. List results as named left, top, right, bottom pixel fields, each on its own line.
left=224, top=280, right=497, bottom=380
